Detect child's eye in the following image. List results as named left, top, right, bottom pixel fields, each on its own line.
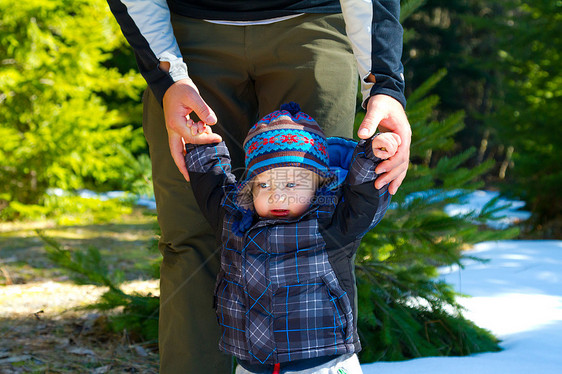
left=286, top=182, right=297, bottom=188
left=258, top=182, right=270, bottom=189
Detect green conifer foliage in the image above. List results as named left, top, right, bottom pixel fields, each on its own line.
left=488, top=0, right=562, bottom=235
left=0, top=0, right=145, bottom=215
left=355, top=69, right=517, bottom=362
left=401, top=0, right=499, bottom=153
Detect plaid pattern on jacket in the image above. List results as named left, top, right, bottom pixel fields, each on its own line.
left=184, top=137, right=391, bottom=365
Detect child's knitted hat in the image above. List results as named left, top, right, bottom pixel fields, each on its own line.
left=241, top=102, right=330, bottom=183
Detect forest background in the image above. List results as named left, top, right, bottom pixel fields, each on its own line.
left=0, top=0, right=560, bottom=372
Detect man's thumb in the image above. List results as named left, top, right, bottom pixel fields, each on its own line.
left=358, top=111, right=383, bottom=139
left=192, top=99, right=217, bottom=125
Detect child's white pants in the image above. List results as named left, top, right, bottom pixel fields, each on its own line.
left=235, top=353, right=363, bottom=374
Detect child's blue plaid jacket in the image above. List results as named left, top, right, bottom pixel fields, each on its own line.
left=184, top=136, right=391, bottom=365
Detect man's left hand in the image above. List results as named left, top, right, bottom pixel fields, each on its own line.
left=357, top=94, right=411, bottom=195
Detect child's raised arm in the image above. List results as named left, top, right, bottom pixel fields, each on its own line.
left=184, top=140, right=236, bottom=232
left=372, top=132, right=401, bottom=160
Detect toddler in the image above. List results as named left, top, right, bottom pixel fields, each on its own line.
left=184, top=103, right=400, bottom=374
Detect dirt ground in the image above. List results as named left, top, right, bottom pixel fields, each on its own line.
left=0, top=211, right=161, bottom=373
left=0, top=281, right=160, bottom=373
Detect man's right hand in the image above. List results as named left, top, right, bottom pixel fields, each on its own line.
left=162, top=78, right=222, bottom=181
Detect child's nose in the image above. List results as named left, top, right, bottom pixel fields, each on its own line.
left=269, top=191, right=287, bottom=204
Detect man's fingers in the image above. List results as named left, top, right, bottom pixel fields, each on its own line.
left=375, top=163, right=407, bottom=190
left=387, top=171, right=407, bottom=195
left=374, top=140, right=409, bottom=189
left=375, top=145, right=408, bottom=173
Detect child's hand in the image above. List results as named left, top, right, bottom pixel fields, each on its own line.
left=372, top=132, right=401, bottom=160
left=185, top=116, right=222, bottom=145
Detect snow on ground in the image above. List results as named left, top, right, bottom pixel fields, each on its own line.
left=361, top=240, right=562, bottom=373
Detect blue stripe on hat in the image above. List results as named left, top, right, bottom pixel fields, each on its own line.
left=247, top=156, right=329, bottom=177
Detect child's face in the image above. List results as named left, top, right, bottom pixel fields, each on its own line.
left=252, top=167, right=318, bottom=220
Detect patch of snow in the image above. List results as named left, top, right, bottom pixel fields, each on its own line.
left=361, top=240, right=562, bottom=373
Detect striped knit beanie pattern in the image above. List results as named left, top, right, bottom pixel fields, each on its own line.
left=242, top=102, right=330, bottom=183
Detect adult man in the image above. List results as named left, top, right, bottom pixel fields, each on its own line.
left=107, top=1, right=410, bottom=372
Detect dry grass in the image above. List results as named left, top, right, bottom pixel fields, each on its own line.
left=0, top=284, right=159, bottom=373
left=0, top=210, right=160, bottom=373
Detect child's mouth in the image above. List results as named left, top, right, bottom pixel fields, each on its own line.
left=270, top=209, right=290, bottom=217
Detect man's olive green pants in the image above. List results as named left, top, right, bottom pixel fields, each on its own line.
left=142, top=13, right=357, bottom=374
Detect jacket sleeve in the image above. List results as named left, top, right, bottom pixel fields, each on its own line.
left=328, top=136, right=391, bottom=240
left=106, top=0, right=189, bottom=104
left=184, top=142, right=237, bottom=232
left=340, top=0, right=406, bottom=108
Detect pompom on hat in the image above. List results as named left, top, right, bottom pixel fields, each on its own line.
left=241, top=102, right=330, bottom=183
